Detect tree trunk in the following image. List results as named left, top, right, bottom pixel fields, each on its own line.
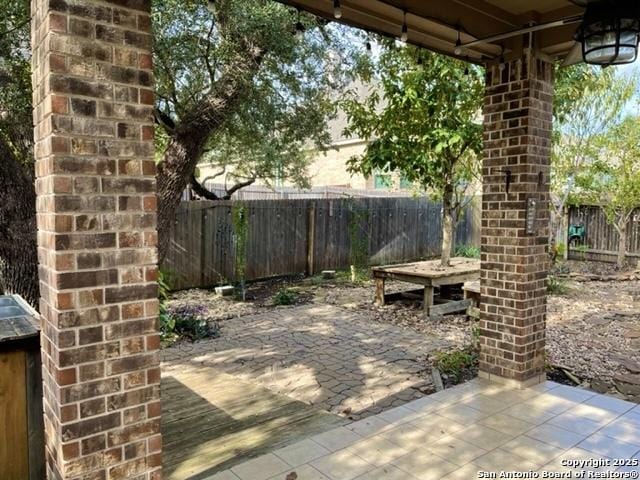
left=561, top=209, right=569, bottom=261
left=617, top=220, right=627, bottom=268
left=450, top=210, right=459, bottom=257
left=550, top=206, right=562, bottom=247
left=0, top=147, right=39, bottom=306
left=441, top=183, right=455, bottom=267
left=156, top=50, right=265, bottom=264
left=157, top=129, right=211, bottom=263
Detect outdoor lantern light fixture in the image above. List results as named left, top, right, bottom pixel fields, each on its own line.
left=575, top=0, right=640, bottom=66
left=333, top=0, right=342, bottom=19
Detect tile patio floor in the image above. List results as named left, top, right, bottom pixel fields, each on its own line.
left=205, top=378, right=640, bottom=480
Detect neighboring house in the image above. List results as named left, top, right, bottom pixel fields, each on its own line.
left=197, top=81, right=413, bottom=193
left=304, top=84, right=411, bottom=191
left=305, top=134, right=412, bottom=191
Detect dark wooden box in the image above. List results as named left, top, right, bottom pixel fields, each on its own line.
left=0, top=295, right=44, bottom=479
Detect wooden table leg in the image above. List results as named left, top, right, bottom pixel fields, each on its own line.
left=424, top=286, right=434, bottom=316
left=375, top=277, right=385, bottom=306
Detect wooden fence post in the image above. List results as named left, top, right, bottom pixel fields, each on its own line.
left=306, top=202, right=316, bottom=276
left=200, top=205, right=207, bottom=287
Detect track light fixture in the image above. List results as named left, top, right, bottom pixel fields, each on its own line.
left=454, top=30, right=462, bottom=55
left=334, top=0, right=342, bottom=19
left=401, top=10, right=408, bottom=42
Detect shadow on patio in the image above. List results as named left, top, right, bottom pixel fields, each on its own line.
left=211, top=379, right=640, bottom=480
left=160, top=303, right=465, bottom=478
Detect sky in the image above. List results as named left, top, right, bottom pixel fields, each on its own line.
left=616, top=63, right=639, bottom=116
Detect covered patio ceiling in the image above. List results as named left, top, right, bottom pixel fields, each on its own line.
left=277, top=0, right=586, bottom=64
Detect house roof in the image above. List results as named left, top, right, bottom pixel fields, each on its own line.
left=276, top=0, right=586, bottom=64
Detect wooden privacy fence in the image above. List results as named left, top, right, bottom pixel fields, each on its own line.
left=163, top=197, right=480, bottom=290
left=568, top=205, right=640, bottom=262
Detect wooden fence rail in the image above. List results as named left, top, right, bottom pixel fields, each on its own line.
left=163, top=198, right=480, bottom=290
left=568, top=205, right=640, bottom=263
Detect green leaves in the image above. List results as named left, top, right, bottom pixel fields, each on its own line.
left=552, top=65, right=639, bottom=211
left=153, top=0, right=365, bottom=189
left=342, top=43, right=482, bottom=265
left=591, top=116, right=640, bottom=221
left=0, top=0, right=31, bottom=167
left=554, top=64, right=639, bottom=264
left=342, top=44, right=483, bottom=193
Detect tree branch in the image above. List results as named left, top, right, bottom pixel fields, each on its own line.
left=155, top=46, right=181, bottom=114
left=223, top=178, right=256, bottom=199
left=0, top=17, right=30, bottom=39
left=178, top=44, right=265, bottom=134
left=190, top=175, right=220, bottom=200
left=203, top=17, right=217, bottom=86
left=206, top=166, right=226, bottom=179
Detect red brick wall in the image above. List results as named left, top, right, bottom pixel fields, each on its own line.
left=479, top=52, right=554, bottom=386
left=31, top=0, right=161, bottom=477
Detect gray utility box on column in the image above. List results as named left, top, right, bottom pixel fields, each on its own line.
left=0, top=295, right=44, bottom=479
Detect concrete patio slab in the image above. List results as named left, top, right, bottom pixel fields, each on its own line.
left=209, top=379, right=640, bottom=480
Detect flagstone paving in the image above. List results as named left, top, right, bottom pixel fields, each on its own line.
left=162, top=304, right=454, bottom=419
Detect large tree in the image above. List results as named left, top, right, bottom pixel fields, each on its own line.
left=0, top=0, right=359, bottom=305
left=342, top=42, right=483, bottom=267
left=153, top=0, right=360, bottom=258
left=0, top=0, right=39, bottom=305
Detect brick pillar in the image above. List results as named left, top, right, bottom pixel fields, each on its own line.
left=479, top=50, right=554, bottom=388
left=31, top=0, right=161, bottom=478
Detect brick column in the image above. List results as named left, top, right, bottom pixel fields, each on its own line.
left=479, top=50, right=554, bottom=388
left=31, top=0, right=161, bottom=478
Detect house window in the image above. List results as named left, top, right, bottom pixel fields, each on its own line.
left=374, top=174, right=392, bottom=189
left=400, top=176, right=413, bottom=189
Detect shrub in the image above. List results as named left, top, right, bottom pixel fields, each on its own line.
left=158, top=269, right=174, bottom=342
left=159, top=305, right=175, bottom=342
left=162, top=304, right=220, bottom=342
left=547, top=275, right=568, bottom=295
left=455, top=245, right=480, bottom=259
left=158, top=269, right=180, bottom=301
left=273, top=288, right=297, bottom=306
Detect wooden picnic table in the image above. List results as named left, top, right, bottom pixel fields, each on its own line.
left=372, top=257, right=480, bottom=316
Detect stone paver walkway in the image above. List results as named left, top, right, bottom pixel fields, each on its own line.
left=162, top=305, right=454, bottom=419
left=206, top=379, right=640, bottom=480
